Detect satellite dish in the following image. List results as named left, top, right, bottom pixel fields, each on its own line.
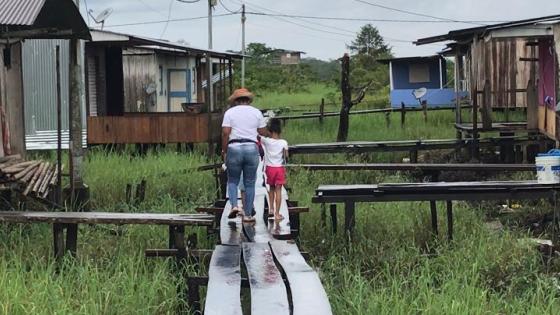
left=145, top=83, right=157, bottom=95
left=88, top=8, right=113, bottom=29
left=413, top=87, right=427, bottom=100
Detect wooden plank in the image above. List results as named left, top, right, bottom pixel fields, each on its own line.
left=270, top=240, right=332, bottom=315
left=317, top=181, right=559, bottom=196
left=243, top=242, right=290, bottom=315
left=204, top=245, right=242, bottom=315
left=243, top=193, right=271, bottom=243
left=0, top=212, right=213, bottom=226
left=220, top=202, right=242, bottom=246
left=287, top=163, right=535, bottom=172
left=267, top=193, right=291, bottom=239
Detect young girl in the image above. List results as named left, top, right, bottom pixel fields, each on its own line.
left=261, top=118, right=288, bottom=221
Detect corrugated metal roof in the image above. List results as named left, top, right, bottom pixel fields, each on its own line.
left=0, top=0, right=45, bottom=26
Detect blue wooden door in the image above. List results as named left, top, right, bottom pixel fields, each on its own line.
left=167, top=69, right=192, bottom=112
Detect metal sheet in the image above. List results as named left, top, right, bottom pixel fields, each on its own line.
left=22, top=39, right=86, bottom=135
left=0, top=0, right=44, bottom=26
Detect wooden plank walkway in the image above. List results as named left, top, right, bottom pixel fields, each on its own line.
left=204, top=245, right=242, bottom=315
left=243, top=242, right=290, bottom=315
left=220, top=202, right=243, bottom=246
left=270, top=240, right=332, bottom=315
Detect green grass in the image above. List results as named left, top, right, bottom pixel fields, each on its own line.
left=2, top=86, right=559, bottom=314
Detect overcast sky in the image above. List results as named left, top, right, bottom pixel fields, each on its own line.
left=81, top=0, right=559, bottom=60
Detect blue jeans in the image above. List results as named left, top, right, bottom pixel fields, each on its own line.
left=226, top=143, right=260, bottom=216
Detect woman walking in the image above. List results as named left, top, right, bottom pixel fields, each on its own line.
left=221, top=88, right=267, bottom=223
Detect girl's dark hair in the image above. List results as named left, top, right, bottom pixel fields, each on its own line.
left=267, top=118, right=282, bottom=134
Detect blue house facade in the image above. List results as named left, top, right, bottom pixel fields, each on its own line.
left=379, top=56, right=465, bottom=108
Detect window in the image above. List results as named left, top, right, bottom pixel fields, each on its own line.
left=409, top=63, right=430, bottom=83
left=286, top=53, right=292, bottom=58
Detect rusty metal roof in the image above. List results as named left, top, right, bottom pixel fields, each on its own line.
left=0, top=0, right=90, bottom=39
left=0, top=0, right=45, bottom=26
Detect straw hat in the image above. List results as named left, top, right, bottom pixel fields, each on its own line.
left=228, top=88, right=254, bottom=104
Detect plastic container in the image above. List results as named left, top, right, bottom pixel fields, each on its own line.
left=536, top=149, right=560, bottom=184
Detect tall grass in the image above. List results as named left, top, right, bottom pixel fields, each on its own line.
left=2, top=86, right=558, bottom=314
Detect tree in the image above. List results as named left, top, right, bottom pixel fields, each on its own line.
left=348, top=24, right=393, bottom=97
left=347, top=24, right=391, bottom=58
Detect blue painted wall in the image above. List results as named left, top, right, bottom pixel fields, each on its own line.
left=390, top=89, right=468, bottom=108
left=392, top=59, right=446, bottom=90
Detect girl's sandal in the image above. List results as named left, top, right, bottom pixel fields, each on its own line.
left=274, top=214, right=284, bottom=221
left=228, top=207, right=241, bottom=219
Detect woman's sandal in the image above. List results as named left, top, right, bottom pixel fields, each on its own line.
left=228, top=207, right=241, bottom=219
left=274, top=214, right=284, bottom=221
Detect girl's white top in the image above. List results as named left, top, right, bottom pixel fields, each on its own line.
left=261, top=137, right=288, bottom=167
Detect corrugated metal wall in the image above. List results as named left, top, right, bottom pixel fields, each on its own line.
left=22, top=39, right=70, bottom=134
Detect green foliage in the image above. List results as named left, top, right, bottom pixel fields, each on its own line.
left=238, top=42, right=314, bottom=94
left=346, top=24, right=393, bottom=98
left=1, top=105, right=557, bottom=314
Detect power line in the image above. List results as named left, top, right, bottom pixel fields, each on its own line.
left=219, top=0, right=242, bottom=14
left=229, top=0, right=434, bottom=47
left=245, top=12, right=506, bottom=24
left=135, top=0, right=169, bottom=17
left=102, top=13, right=236, bottom=28
left=160, top=0, right=175, bottom=38
left=352, top=0, right=485, bottom=25
left=230, top=0, right=357, bottom=36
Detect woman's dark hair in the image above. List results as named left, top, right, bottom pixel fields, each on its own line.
left=267, top=118, right=282, bottom=134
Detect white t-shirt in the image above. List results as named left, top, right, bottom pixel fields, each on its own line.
left=222, top=105, right=266, bottom=144
left=261, top=137, right=288, bottom=167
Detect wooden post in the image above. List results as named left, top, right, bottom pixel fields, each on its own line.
left=481, top=79, right=492, bottom=130
left=228, top=58, right=233, bottom=96
left=330, top=204, right=337, bottom=234
left=65, top=224, right=78, bottom=257
left=430, top=201, right=438, bottom=236
left=401, top=102, right=406, bottom=128
left=320, top=203, right=326, bottom=227
left=385, top=112, right=391, bottom=128
left=337, top=54, right=351, bottom=142
left=526, top=79, right=538, bottom=130
left=344, top=201, right=355, bottom=236
left=69, top=38, right=86, bottom=201
left=319, top=98, right=325, bottom=124
left=446, top=201, right=453, bottom=241
left=55, top=45, right=63, bottom=205
left=409, top=149, right=418, bottom=163
left=422, top=100, right=428, bottom=123
left=53, top=223, right=65, bottom=261
left=472, top=87, right=479, bottom=160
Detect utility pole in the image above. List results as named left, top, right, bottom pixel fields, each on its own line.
left=241, top=4, right=246, bottom=87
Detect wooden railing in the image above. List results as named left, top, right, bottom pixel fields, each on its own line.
left=87, top=112, right=222, bottom=144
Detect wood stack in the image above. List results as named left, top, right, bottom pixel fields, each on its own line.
left=0, top=155, right=60, bottom=198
